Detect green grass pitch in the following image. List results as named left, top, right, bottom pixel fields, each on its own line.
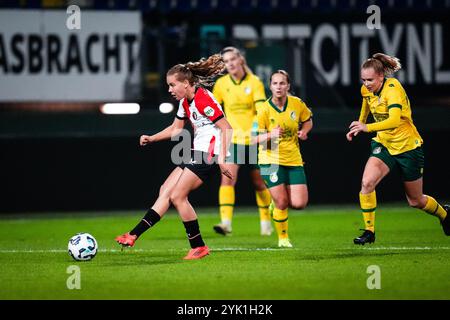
left=1, top=205, right=449, bottom=300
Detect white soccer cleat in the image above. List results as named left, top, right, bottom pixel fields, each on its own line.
left=213, top=223, right=232, bottom=236
left=278, top=238, right=293, bottom=248
left=260, top=221, right=273, bottom=236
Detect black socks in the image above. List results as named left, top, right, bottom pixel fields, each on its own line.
left=129, top=209, right=161, bottom=237
left=183, top=219, right=205, bottom=248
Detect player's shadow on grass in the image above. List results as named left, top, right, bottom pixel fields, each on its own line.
left=99, top=253, right=184, bottom=266
left=299, top=251, right=402, bottom=261
left=300, top=249, right=438, bottom=261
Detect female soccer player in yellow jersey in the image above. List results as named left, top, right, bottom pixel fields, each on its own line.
left=347, top=53, right=450, bottom=245
left=255, top=70, right=313, bottom=247
left=212, top=47, right=273, bottom=236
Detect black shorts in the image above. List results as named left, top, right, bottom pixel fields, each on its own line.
left=178, top=150, right=218, bottom=182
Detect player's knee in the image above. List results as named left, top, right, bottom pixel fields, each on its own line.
left=361, top=178, right=376, bottom=192
left=406, top=197, right=422, bottom=209
left=291, top=199, right=308, bottom=210
left=273, top=198, right=289, bottom=210
left=159, top=185, right=170, bottom=198
left=221, top=177, right=236, bottom=186
left=169, top=191, right=185, bottom=206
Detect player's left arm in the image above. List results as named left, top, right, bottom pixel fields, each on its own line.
left=366, top=84, right=403, bottom=132
left=298, top=119, right=313, bottom=141
left=298, top=103, right=313, bottom=141
left=214, top=117, right=233, bottom=180
left=198, top=89, right=233, bottom=179
left=253, top=78, right=267, bottom=111
left=347, top=107, right=401, bottom=140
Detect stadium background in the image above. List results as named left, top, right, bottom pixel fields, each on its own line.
left=1, top=0, right=449, bottom=213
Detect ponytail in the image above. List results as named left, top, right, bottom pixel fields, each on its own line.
left=362, top=53, right=402, bottom=76
left=167, top=54, right=226, bottom=88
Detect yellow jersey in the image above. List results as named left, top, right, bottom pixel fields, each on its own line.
left=257, top=95, right=312, bottom=166
left=213, top=73, right=266, bottom=145
left=359, top=78, right=423, bottom=155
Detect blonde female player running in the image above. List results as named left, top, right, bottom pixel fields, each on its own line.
left=347, top=53, right=449, bottom=245
left=212, top=47, right=273, bottom=236
left=255, top=70, right=313, bottom=247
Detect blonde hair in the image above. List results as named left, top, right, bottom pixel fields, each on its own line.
left=167, top=54, right=226, bottom=88
left=362, top=53, right=402, bottom=77
left=220, top=46, right=253, bottom=74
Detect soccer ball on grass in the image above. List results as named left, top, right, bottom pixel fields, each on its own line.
left=68, top=232, right=98, bottom=261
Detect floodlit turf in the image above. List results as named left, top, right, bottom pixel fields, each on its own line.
left=1, top=205, right=449, bottom=300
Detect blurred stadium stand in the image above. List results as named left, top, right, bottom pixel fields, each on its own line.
left=1, top=0, right=449, bottom=212
left=1, top=0, right=449, bottom=11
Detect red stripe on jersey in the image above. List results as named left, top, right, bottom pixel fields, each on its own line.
left=195, top=88, right=224, bottom=122
left=182, top=98, right=191, bottom=119
left=207, top=135, right=216, bottom=162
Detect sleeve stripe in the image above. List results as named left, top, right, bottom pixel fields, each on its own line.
left=212, top=114, right=224, bottom=124
left=176, top=115, right=188, bottom=120
left=254, top=99, right=266, bottom=103
left=388, top=104, right=402, bottom=110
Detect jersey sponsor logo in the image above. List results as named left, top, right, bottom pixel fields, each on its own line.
left=245, top=87, right=252, bottom=95
left=192, top=111, right=198, bottom=120
left=204, top=106, right=215, bottom=117
left=290, top=111, right=296, bottom=120
left=373, top=147, right=382, bottom=155
left=198, top=121, right=213, bottom=128
left=389, top=84, right=395, bottom=87
left=373, top=113, right=389, bottom=122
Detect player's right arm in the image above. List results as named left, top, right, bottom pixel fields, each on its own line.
left=358, top=96, right=370, bottom=123
left=253, top=77, right=267, bottom=111
left=255, top=126, right=283, bottom=144
left=252, top=105, right=283, bottom=144
left=212, top=80, right=223, bottom=106
left=346, top=86, right=370, bottom=141
left=140, top=117, right=186, bottom=146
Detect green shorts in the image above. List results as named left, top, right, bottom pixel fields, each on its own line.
left=226, top=143, right=259, bottom=170
left=259, top=164, right=307, bottom=188
left=370, top=140, right=424, bottom=182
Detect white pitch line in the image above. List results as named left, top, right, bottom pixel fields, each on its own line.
left=209, top=247, right=302, bottom=251
left=0, top=248, right=290, bottom=253
left=1, top=247, right=450, bottom=254
left=348, top=246, right=450, bottom=250
left=0, top=249, right=145, bottom=253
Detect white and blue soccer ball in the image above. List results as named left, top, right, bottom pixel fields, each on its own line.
left=68, top=232, right=98, bottom=261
